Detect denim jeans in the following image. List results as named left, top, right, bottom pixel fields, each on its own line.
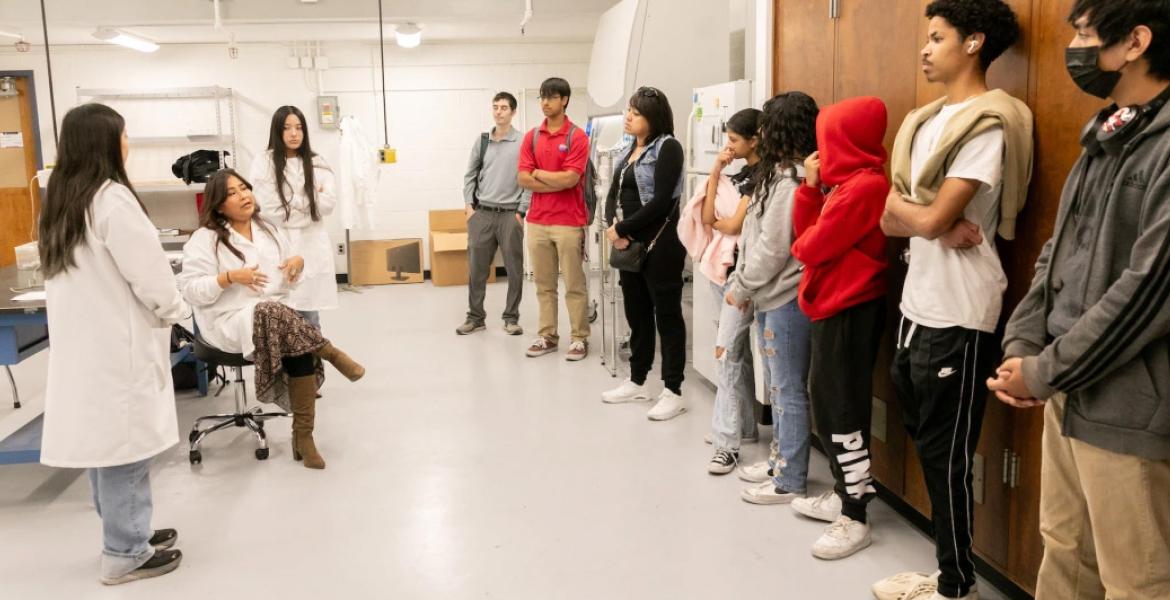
left=88, top=458, right=155, bottom=579
left=758, top=299, right=812, bottom=494
left=709, top=280, right=757, bottom=452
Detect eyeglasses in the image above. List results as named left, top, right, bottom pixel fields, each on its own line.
left=538, top=94, right=563, bottom=101
left=636, top=87, right=661, bottom=98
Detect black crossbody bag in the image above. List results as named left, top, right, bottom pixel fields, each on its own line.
left=609, top=161, right=676, bottom=273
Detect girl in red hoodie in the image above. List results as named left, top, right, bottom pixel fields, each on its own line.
left=789, top=96, right=889, bottom=561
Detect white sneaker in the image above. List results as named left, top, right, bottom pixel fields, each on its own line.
left=601, top=379, right=650, bottom=404
left=792, top=490, right=843, bottom=523
left=740, top=480, right=799, bottom=505
left=872, top=571, right=936, bottom=600
left=737, top=461, right=772, bottom=483
left=646, top=389, right=686, bottom=421
left=704, top=431, right=758, bottom=445
left=811, top=515, right=871, bottom=560
left=903, top=580, right=976, bottom=600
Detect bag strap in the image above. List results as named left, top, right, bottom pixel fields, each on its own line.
left=477, top=132, right=490, bottom=168
left=645, top=198, right=680, bottom=252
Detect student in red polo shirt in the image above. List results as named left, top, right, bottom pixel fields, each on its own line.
left=517, top=77, right=592, bottom=361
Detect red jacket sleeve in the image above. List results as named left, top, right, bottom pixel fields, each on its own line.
left=518, top=129, right=536, bottom=173
left=562, top=128, right=589, bottom=175
left=791, top=176, right=886, bottom=268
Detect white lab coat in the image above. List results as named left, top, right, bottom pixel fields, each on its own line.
left=249, top=151, right=338, bottom=312
left=338, top=115, right=380, bottom=230
left=177, top=220, right=296, bottom=359
left=41, top=181, right=191, bottom=468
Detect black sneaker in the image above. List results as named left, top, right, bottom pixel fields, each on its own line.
left=149, top=529, right=178, bottom=551
left=707, top=449, right=739, bottom=475
left=100, top=549, right=183, bottom=585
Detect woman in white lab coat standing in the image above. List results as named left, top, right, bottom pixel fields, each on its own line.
left=179, top=169, right=365, bottom=470
left=249, top=105, right=337, bottom=328
left=39, top=104, right=190, bottom=585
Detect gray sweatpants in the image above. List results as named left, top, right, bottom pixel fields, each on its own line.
left=467, top=208, right=525, bottom=324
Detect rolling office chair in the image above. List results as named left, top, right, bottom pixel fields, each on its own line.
left=188, top=334, right=289, bottom=465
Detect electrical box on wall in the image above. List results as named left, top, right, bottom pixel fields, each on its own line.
left=317, top=95, right=339, bottom=128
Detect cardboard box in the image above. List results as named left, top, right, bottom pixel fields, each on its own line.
left=429, top=209, right=496, bottom=287
left=349, top=238, right=424, bottom=285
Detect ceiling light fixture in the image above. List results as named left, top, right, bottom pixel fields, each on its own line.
left=394, top=23, right=421, bottom=49
left=92, top=27, right=159, bottom=53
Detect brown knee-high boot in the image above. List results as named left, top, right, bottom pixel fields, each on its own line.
left=288, top=375, right=325, bottom=469
left=315, top=343, right=365, bottom=382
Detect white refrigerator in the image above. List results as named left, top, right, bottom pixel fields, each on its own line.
left=687, top=80, right=767, bottom=404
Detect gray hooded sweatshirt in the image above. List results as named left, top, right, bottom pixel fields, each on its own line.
left=1005, top=97, right=1170, bottom=460
left=726, top=166, right=804, bottom=313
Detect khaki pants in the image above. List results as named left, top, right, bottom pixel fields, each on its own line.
left=526, top=223, right=590, bottom=343
left=1036, top=394, right=1170, bottom=600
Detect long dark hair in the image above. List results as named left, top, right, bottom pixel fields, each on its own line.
left=266, top=105, right=319, bottom=222
left=39, top=103, right=143, bottom=278
left=753, top=92, right=819, bottom=213
left=200, top=169, right=276, bottom=262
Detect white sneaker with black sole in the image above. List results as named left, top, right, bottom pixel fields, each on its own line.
left=792, top=490, right=843, bottom=522
left=740, top=481, right=799, bottom=505
left=647, top=389, right=686, bottom=421
left=601, top=379, right=651, bottom=404
left=811, top=515, right=871, bottom=560
left=100, top=549, right=183, bottom=585
left=707, top=448, right=738, bottom=475
left=737, top=461, right=772, bottom=483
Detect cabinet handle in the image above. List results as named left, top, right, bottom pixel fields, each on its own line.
left=1010, top=454, right=1021, bottom=489
left=830, top=0, right=840, bottom=19
left=1002, top=448, right=1011, bottom=485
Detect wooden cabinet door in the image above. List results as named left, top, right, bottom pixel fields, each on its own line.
left=0, top=75, right=40, bottom=268
left=1002, top=0, right=1106, bottom=593
left=832, top=0, right=923, bottom=494
left=773, top=0, right=836, bottom=106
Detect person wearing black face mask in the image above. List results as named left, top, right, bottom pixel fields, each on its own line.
left=988, top=1, right=1170, bottom=598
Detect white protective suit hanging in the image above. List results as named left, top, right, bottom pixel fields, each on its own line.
left=338, top=115, right=380, bottom=230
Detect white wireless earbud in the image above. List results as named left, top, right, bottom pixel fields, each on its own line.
left=968, top=41, right=979, bottom=53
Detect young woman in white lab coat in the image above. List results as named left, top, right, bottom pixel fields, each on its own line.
left=249, top=106, right=337, bottom=328
left=178, top=169, right=364, bottom=470
left=39, top=103, right=190, bottom=585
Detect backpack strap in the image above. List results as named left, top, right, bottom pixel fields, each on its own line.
left=477, top=131, right=490, bottom=168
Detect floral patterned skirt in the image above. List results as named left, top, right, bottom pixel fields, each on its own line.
left=252, top=301, right=327, bottom=411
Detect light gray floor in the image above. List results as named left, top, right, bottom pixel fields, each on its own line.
left=0, top=281, right=1008, bottom=599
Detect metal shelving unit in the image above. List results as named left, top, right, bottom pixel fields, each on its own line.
left=76, top=85, right=238, bottom=170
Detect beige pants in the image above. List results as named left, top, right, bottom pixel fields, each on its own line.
left=526, top=223, right=590, bottom=343
left=1036, top=394, right=1170, bottom=600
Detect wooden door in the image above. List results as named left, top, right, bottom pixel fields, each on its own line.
left=1001, top=0, right=1105, bottom=592
left=773, top=0, right=836, bottom=106
left=833, top=0, right=923, bottom=495
left=0, top=75, right=41, bottom=268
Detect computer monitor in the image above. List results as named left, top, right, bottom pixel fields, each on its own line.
left=386, top=242, right=421, bottom=282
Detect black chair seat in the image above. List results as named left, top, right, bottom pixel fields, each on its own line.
left=193, top=334, right=252, bottom=367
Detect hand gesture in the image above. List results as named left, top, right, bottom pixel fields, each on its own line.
left=229, top=265, right=268, bottom=293
left=804, top=151, right=821, bottom=188
left=713, top=146, right=735, bottom=174
left=280, top=256, right=305, bottom=284
left=613, top=237, right=631, bottom=251
left=987, top=357, right=1046, bottom=409
left=940, top=219, right=984, bottom=250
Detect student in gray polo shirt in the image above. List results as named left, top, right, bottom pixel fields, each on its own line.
left=457, top=91, right=531, bottom=336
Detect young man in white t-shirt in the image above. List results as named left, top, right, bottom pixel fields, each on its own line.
left=877, top=2, right=1032, bottom=599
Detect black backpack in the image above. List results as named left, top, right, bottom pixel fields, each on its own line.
left=171, top=149, right=231, bottom=184
left=531, top=125, right=598, bottom=225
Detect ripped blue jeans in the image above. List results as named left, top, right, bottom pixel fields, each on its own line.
left=709, top=280, right=757, bottom=452
left=758, top=299, right=812, bottom=494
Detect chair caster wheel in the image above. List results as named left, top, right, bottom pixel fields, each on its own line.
left=189, top=450, right=202, bottom=464
left=255, top=448, right=269, bottom=460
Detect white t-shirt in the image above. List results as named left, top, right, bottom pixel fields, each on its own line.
left=900, top=99, right=1007, bottom=333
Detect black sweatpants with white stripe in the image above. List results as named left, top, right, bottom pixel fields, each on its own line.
left=891, top=317, right=998, bottom=599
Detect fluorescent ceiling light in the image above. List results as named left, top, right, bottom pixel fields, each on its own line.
left=394, top=23, right=421, bottom=48
left=0, top=27, right=23, bottom=40
left=93, top=27, right=159, bottom=53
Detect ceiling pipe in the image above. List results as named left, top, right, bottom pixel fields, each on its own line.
left=520, top=0, right=533, bottom=36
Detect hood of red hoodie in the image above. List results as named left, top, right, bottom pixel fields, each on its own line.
left=817, top=96, right=889, bottom=187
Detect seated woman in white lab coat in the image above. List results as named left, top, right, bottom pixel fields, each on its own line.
left=39, top=103, right=190, bottom=585
left=178, top=169, right=364, bottom=470
left=249, top=105, right=337, bottom=329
